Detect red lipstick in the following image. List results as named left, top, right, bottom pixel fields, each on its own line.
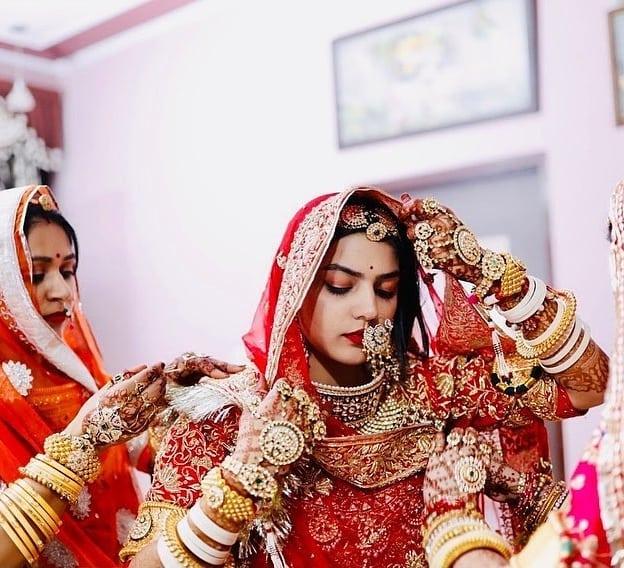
left=44, top=311, right=68, bottom=326
left=343, top=329, right=364, bottom=346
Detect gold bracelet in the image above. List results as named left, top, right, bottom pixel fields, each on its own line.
left=4, top=484, right=57, bottom=540
left=0, top=500, right=39, bottom=564
left=433, top=529, right=512, bottom=568
left=0, top=491, right=45, bottom=552
left=161, top=509, right=203, bottom=568
left=201, top=468, right=256, bottom=524
left=515, top=291, right=577, bottom=358
left=44, top=433, right=101, bottom=483
left=0, top=507, right=37, bottom=565
left=14, top=479, right=62, bottom=530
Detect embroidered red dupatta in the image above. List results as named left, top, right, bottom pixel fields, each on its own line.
left=150, top=187, right=582, bottom=566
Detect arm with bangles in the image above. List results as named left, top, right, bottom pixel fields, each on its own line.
left=0, top=363, right=167, bottom=568
left=399, top=196, right=607, bottom=413
left=129, top=378, right=325, bottom=568
left=422, top=427, right=566, bottom=568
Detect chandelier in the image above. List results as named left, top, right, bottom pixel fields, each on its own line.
left=0, top=78, right=61, bottom=190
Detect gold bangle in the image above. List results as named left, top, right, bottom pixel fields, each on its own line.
left=36, top=454, right=85, bottom=487
left=0, top=491, right=45, bottom=552
left=27, top=460, right=83, bottom=501
left=44, top=433, right=101, bottom=483
left=515, top=291, right=577, bottom=358
left=0, top=508, right=36, bottom=565
left=5, top=485, right=56, bottom=540
left=20, top=459, right=83, bottom=504
left=201, top=468, right=256, bottom=524
left=0, top=500, right=39, bottom=564
left=433, top=530, right=512, bottom=568
left=15, top=479, right=62, bottom=530
left=161, top=509, right=203, bottom=568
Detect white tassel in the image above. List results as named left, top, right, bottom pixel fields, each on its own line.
left=166, top=367, right=258, bottom=422
left=265, top=529, right=289, bottom=568
left=491, top=328, right=510, bottom=379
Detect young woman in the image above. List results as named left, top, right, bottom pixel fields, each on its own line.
left=121, top=187, right=606, bottom=567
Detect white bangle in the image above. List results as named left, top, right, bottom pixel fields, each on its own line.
left=177, top=516, right=229, bottom=565
left=500, top=276, right=547, bottom=323
left=541, top=323, right=591, bottom=374
left=156, top=536, right=183, bottom=568
left=189, top=502, right=239, bottom=546
left=540, top=319, right=583, bottom=366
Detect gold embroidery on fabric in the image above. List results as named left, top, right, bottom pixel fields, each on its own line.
left=119, top=501, right=186, bottom=562
left=313, top=425, right=437, bottom=489
left=519, top=377, right=560, bottom=421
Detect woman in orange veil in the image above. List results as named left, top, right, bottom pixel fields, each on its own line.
left=0, top=185, right=140, bottom=567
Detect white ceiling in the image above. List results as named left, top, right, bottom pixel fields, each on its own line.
left=0, top=0, right=148, bottom=51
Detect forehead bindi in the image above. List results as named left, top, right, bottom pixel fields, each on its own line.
left=329, top=233, right=398, bottom=276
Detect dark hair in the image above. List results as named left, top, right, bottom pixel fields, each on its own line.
left=333, top=195, right=429, bottom=379
left=24, top=204, right=80, bottom=269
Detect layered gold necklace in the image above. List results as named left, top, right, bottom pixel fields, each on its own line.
left=312, top=371, right=387, bottom=431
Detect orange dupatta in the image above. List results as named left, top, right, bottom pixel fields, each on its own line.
left=0, top=185, right=139, bottom=567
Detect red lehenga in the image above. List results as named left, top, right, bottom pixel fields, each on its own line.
left=0, top=185, right=139, bottom=567
left=123, top=188, right=583, bottom=567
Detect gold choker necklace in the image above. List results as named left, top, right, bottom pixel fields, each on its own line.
left=312, top=373, right=386, bottom=428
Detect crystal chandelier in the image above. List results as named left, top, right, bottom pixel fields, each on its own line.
left=0, top=86, right=61, bottom=190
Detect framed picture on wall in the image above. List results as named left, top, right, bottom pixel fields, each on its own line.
left=332, top=0, right=539, bottom=148
left=610, top=7, right=624, bottom=125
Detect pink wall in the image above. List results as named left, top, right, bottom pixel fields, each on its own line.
left=55, top=0, right=624, bottom=474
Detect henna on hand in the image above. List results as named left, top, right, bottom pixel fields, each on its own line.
left=163, top=353, right=245, bottom=385
left=82, top=363, right=166, bottom=448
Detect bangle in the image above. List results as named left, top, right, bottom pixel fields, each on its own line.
left=44, top=433, right=101, bottom=483
left=499, top=276, right=547, bottom=323
left=432, top=529, right=511, bottom=568
left=201, top=467, right=256, bottom=524
left=0, top=491, right=45, bottom=552
left=160, top=509, right=203, bottom=568
left=0, top=506, right=37, bottom=565
left=156, top=535, right=184, bottom=568
left=177, top=516, right=229, bottom=565
left=0, top=499, right=39, bottom=564
left=188, top=502, right=239, bottom=546
left=20, top=456, right=84, bottom=504
left=3, top=485, right=56, bottom=541
left=14, top=479, right=62, bottom=531
left=541, top=322, right=591, bottom=374
left=515, top=291, right=577, bottom=359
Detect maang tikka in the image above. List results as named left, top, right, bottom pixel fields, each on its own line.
left=362, top=319, right=401, bottom=382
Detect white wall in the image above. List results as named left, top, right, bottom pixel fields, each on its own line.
left=53, top=0, right=624, bottom=474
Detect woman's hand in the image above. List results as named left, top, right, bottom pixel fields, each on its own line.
left=424, top=427, right=526, bottom=510
left=63, top=362, right=166, bottom=449
left=163, top=352, right=245, bottom=385
left=229, top=379, right=303, bottom=475
left=399, top=194, right=487, bottom=286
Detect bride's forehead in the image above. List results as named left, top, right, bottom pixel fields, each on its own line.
left=324, top=233, right=397, bottom=267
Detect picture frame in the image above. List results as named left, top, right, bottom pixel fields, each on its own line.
left=609, top=7, right=624, bottom=125
left=332, top=0, right=539, bottom=148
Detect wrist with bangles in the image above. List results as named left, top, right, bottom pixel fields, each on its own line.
left=423, top=501, right=512, bottom=568
left=1, top=429, right=103, bottom=566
